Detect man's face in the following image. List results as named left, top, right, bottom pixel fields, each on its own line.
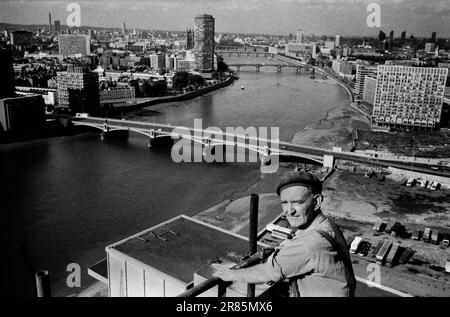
left=280, top=185, right=320, bottom=228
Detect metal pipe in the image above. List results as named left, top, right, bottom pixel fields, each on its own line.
left=247, top=193, right=259, bottom=297
left=35, top=270, right=51, bottom=297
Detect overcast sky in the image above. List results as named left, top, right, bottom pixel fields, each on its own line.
left=1, top=0, right=449, bottom=37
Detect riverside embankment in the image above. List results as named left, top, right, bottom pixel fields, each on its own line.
left=102, top=75, right=235, bottom=117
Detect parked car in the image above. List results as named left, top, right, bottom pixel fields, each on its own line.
left=373, top=221, right=387, bottom=233
left=416, top=178, right=428, bottom=188
left=423, top=227, right=432, bottom=243
left=441, top=234, right=450, bottom=248
left=412, top=229, right=423, bottom=240
left=431, top=231, right=440, bottom=244
left=406, top=177, right=416, bottom=187
left=365, top=170, right=375, bottom=178
left=429, top=181, right=440, bottom=191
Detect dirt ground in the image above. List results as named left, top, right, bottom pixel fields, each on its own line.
left=291, top=103, right=370, bottom=150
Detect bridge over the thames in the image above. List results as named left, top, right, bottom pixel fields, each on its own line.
left=216, top=50, right=273, bottom=57
left=227, top=63, right=311, bottom=73
left=59, top=115, right=450, bottom=177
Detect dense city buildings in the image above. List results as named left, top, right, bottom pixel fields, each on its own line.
left=372, top=66, right=448, bottom=129
left=193, top=14, right=215, bottom=73
left=56, top=66, right=99, bottom=113
left=58, top=34, right=91, bottom=56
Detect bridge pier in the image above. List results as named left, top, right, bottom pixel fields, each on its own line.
left=260, top=155, right=279, bottom=174
left=148, top=135, right=173, bottom=147
left=101, top=129, right=129, bottom=140
left=323, top=155, right=335, bottom=169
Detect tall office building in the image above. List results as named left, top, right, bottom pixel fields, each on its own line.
left=0, top=48, right=16, bottom=99
left=389, top=30, right=394, bottom=50
left=122, top=22, right=126, bottom=36
left=296, top=30, right=304, bottom=43
left=186, top=29, right=194, bottom=50
left=335, top=35, right=341, bottom=47
left=150, top=54, right=165, bottom=73
left=48, top=13, right=52, bottom=33
left=401, top=31, right=406, bottom=41
left=193, top=14, right=215, bottom=73
left=54, top=20, right=61, bottom=33
left=58, top=34, right=91, bottom=56
left=372, top=66, right=448, bottom=129
left=431, top=32, right=436, bottom=43
left=355, top=64, right=378, bottom=97
left=56, top=66, right=99, bottom=113
left=165, top=56, right=175, bottom=71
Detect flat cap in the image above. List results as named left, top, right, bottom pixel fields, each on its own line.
left=276, top=171, right=322, bottom=195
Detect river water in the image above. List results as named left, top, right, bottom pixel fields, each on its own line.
left=0, top=56, right=349, bottom=297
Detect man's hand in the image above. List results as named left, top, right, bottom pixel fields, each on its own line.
left=211, top=263, right=237, bottom=282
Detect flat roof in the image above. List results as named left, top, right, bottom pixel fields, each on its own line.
left=107, top=216, right=263, bottom=284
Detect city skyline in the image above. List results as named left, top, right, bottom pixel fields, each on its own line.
left=1, top=0, right=449, bottom=38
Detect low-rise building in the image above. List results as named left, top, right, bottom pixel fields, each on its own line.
left=100, top=87, right=135, bottom=101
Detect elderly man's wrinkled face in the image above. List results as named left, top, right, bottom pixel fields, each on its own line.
left=280, top=185, right=322, bottom=228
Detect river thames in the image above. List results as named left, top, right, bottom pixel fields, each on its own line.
left=0, top=57, right=350, bottom=296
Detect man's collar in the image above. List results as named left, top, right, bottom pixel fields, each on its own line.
left=294, top=210, right=326, bottom=235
